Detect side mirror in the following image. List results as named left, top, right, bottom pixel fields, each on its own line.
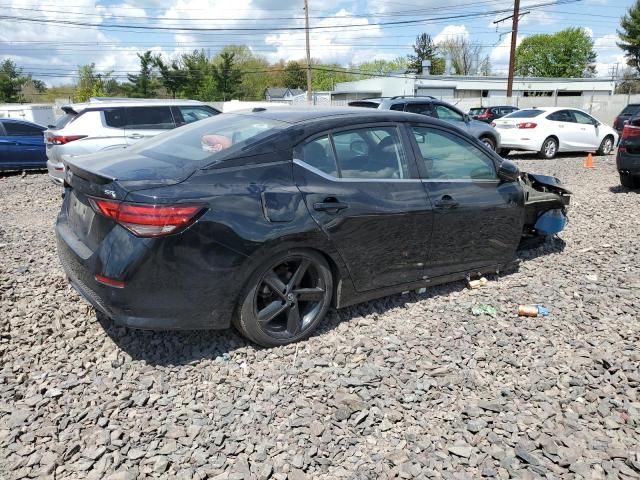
left=497, top=159, right=520, bottom=182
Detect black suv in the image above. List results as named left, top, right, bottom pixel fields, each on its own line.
left=349, top=96, right=501, bottom=151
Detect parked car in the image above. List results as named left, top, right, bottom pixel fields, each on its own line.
left=616, top=113, right=640, bottom=188
left=45, top=99, right=220, bottom=185
left=56, top=107, right=570, bottom=347
left=348, top=96, right=501, bottom=151
left=613, top=103, right=640, bottom=134
left=469, top=105, right=518, bottom=123
left=0, top=119, right=47, bottom=171
left=493, top=107, right=617, bottom=159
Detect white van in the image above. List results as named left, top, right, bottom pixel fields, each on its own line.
left=45, top=98, right=220, bottom=184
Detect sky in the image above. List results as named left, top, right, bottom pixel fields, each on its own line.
left=0, top=0, right=635, bottom=86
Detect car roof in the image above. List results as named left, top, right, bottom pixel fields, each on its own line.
left=0, top=118, right=44, bottom=127
left=230, top=106, right=432, bottom=124
left=63, top=98, right=206, bottom=111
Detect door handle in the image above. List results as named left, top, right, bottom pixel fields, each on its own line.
left=313, top=198, right=349, bottom=212
left=434, top=195, right=459, bottom=209
left=127, top=133, right=143, bottom=139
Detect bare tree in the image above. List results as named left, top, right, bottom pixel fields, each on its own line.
left=437, top=37, right=487, bottom=75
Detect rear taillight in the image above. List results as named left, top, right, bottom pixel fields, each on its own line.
left=622, top=124, right=640, bottom=140
left=517, top=122, right=537, bottom=129
left=479, top=111, right=491, bottom=119
left=47, top=134, right=87, bottom=145
left=87, top=197, right=205, bottom=237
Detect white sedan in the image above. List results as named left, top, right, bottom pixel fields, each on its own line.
left=493, top=107, right=618, bottom=159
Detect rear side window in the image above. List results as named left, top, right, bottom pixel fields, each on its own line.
left=405, top=103, right=432, bottom=116
left=389, top=103, right=406, bottom=111
left=4, top=122, right=43, bottom=136
left=103, top=108, right=126, bottom=128
left=621, top=104, right=640, bottom=115
left=332, top=126, right=409, bottom=179
left=301, top=135, right=338, bottom=177
left=53, top=112, right=76, bottom=129
left=411, top=126, right=496, bottom=180
left=125, top=107, right=175, bottom=130
left=547, top=110, right=574, bottom=122
left=507, top=109, right=543, bottom=118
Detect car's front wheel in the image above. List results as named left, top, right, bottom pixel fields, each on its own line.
left=236, top=250, right=333, bottom=347
left=539, top=137, right=558, bottom=159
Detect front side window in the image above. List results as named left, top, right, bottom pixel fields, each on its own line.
left=4, top=122, right=43, bottom=136
left=434, top=104, right=464, bottom=122
left=411, top=126, right=497, bottom=180
left=125, top=107, right=175, bottom=130
left=572, top=110, right=596, bottom=125
left=178, top=106, right=218, bottom=125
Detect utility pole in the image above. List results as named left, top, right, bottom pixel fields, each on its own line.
left=304, top=0, right=312, bottom=103
left=494, top=0, right=526, bottom=98
left=506, top=0, right=520, bottom=97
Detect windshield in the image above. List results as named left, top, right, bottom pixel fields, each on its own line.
left=504, top=109, right=544, bottom=119
left=52, top=112, right=76, bottom=129
left=131, top=113, right=289, bottom=165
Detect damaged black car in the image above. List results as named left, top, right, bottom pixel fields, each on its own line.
left=56, top=108, right=570, bottom=347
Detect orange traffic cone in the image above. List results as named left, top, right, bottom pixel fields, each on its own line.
left=585, top=153, right=594, bottom=169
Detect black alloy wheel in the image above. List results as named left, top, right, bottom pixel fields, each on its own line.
left=236, top=250, right=333, bottom=347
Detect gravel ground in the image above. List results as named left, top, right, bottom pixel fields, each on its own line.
left=1, top=153, right=639, bottom=480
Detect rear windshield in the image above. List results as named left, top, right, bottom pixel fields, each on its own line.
left=348, top=101, right=380, bottom=108
left=621, top=104, right=640, bottom=115
left=469, top=108, right=485, bottom=115
left=504, top=109, right=544, bottom=118
left=52, top=112, right=76, bottom=129
left=131, top=113, right=288, bottom=165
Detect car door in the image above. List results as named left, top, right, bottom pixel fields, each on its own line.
left=570, top=110, right=600, bottom=150
left=546, top=110, right=577, bottom=150
left=293, top=123, right=434, bottom=292
left=408, top=124, right=524, bottom=278
left=1, top=121, right=46, bottom=167
left=124, top=106, right=176, bottom=145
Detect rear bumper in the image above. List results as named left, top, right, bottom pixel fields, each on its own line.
left=499, top=136, right=542, bottom=152
left=617, top=151, right=640, bottom=174
left=47, top=159, right=65, bottom=185
left=56, top=209, right=245, bottom=330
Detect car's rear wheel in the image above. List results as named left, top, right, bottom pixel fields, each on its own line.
left=236, top=250, right=333, bottom=347
left=620, top=173, right=638, bottom=189
left=596, top=136, right=614, bottom=156
left=498, top=148, right=510, bottom=157
left=539, top=137, right=558, bottom=159
left=480, top=136, right=496, bottom=151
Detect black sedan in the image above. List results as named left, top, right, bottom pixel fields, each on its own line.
left=56, top=108, right=570, bottom=347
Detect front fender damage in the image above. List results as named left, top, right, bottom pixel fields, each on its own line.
left=520, top=172, right=571, bottom=237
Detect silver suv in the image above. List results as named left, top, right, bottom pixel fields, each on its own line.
left=45, top=98, right=220, bottom=185
left=349, top=96, right=501, bottom=151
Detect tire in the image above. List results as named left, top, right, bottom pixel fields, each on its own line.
left=620, top=173, right=638, bottom=189
left=539, top=137, right=558, bottom=159
left=498, top=148, right=510, bottom=157
left=480, top=136, right=496, bottom=151
left=596, top=136, right=614, bottom=156
left=235, top=249, right=333, bottom=347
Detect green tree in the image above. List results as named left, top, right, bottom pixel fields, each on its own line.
left=180, top=50, right=212, bottom=100
left=356, top=58, right=408, bottom=77
left=154, top=55, right=187, bottom=99
left=618, top=0, right=640, bottom=75
left=127, top=50, right=158, bottom=98
left=515, top=27, right=597, bottom=77
left=407, top=34, right=445, bottom=75
left=311, top=62, right=353, bottom=90
left=0, top=60, right=25, bottom=102
left=283, top=61, right=306, bottom=90
left=217, top=46, right=271, bottom=100
left=211, top=52, right=242, bottom=100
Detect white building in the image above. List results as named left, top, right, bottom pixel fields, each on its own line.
left=0, top=104, right=56, bottom=126
left=331, top=75, right=616, bottom=102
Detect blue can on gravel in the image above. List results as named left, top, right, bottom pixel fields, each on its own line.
left=534, top=209, right=567, bottom=236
